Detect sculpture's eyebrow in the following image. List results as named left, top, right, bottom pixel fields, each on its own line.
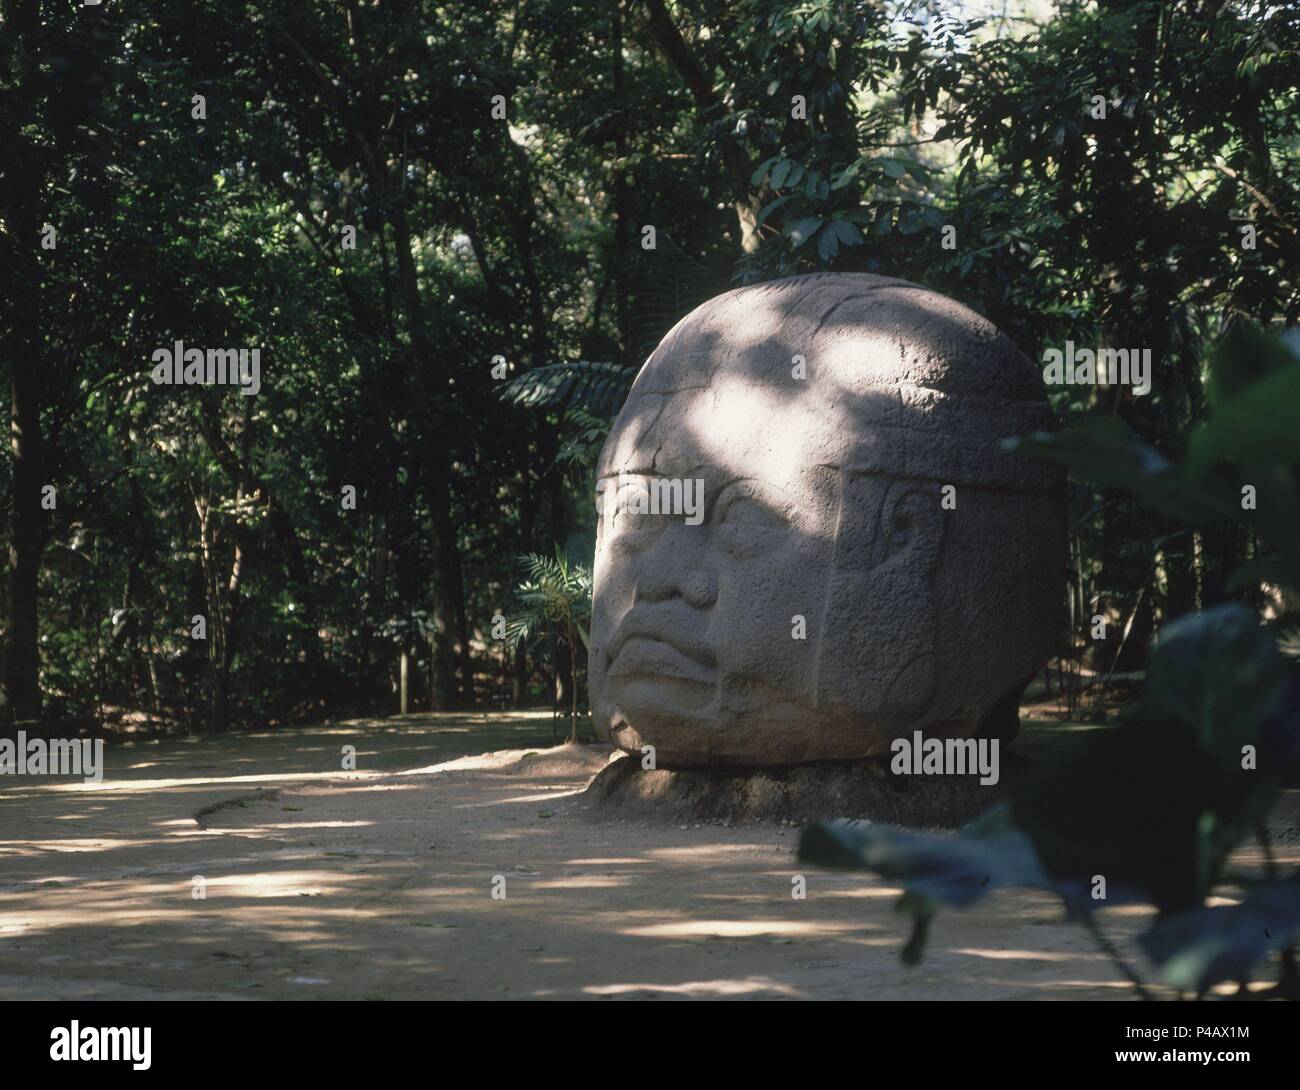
left=711, top=475, right=799, bottom=517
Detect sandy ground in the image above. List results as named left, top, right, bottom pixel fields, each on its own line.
left=1, top=711, right=1296, bottom=1001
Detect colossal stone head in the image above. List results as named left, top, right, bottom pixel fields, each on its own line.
left=588, top=273, right=1065, bottom=768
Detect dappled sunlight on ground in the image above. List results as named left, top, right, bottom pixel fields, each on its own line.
left=954, top=947, right=1098, bottom=963
left=621, top=919, right=864, bottom=939
left=581, top=976, right=801, bottom=998
left=1, top=714, right=1296, bottom=1000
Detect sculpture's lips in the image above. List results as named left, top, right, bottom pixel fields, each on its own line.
left=607, top=627, right=717, bottom=684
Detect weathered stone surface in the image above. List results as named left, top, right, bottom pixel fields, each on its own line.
left=588, top=273, right=1065, bottom=768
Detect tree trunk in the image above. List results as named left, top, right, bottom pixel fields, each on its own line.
left=568, top=632, right=579, bottom=745
left=611, top=0, right=630, bottom=356
left=1162, top=537, right=1198, bottom=620
left=511, top=642, right=529, bottom=707
left=637, top=0, right=762, bottom=251
left=385, top=195, right=472, bottom=709
left=2, top=348, right=46, bottom=725
left=0, top=0, right=47, bottom=726
left=195, top=491, right=245, bottom=734
left=1201, top=521, right=1245, bottom=607
left=215, top=533, right=245, bottom=734
left=400, top=649, right=410, bottom=715
left=342, top=3, right=474, bottom=712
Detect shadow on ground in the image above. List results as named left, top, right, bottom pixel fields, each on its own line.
left=1, top=714, right=1294, bottom=1000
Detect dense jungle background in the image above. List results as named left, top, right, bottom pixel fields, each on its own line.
left=2, top=0, right=1297, bottom=736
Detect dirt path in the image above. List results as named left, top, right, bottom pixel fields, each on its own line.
left=2, top=713, right=1295, bottom=1000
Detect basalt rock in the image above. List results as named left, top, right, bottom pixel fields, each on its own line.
left=588, top=273, right=1065, bottom=768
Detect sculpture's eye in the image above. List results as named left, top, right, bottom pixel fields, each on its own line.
left=717, top=486, right=788, bottom=559
left=607, top=479, right=666, bottom=551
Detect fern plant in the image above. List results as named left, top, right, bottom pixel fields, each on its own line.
left=505, top=546, right=593, bottom=744
left=500, top=360, right=637, bottom=417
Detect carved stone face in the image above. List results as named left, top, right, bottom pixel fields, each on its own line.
left=588, top=274, right=1065, bottom=768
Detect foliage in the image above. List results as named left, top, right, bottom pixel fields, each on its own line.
left=501, top=361, right=638, bottom=417
left=2, top=0, right=1297, bottom=740
left=804, top=602, right=1300, bottom=996
left=1007, top=325, right=1300, bottom=597
left=505, top=545, right=593, bottom=744
left=801, top=336, right=1300, bottom=998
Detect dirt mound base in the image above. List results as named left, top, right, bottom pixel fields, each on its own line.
left=579, top=754, right=1007, bottom=828
left=504, top=742, right=616, bottom=779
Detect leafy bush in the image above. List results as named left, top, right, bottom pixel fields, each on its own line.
left=800, top=329, right=1300, bottom=998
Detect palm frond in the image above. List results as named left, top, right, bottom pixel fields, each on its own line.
left=500, top=360, right=637, bottom=417
left=504, top=547, right=593, bottom=651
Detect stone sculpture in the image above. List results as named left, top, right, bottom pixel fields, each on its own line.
left=588, top=273, right=1065, bottom=768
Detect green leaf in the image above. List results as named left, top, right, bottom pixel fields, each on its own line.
left=1187, top=363, right=1300, bottom=481
left=1011, top=717, right=1221, bottom=914
left=816, top=224, right=838, bottom=262
left=757, top=194, right=793, bottom=226
left=787, top=217, right=822, bottom=246
left=750, top=155, right=778, bottom=187
left=830, top=160, right=861, bottom=190
left=500, top=361, right=636, bottom=417
left=1004, top=418, right=1239, bottom=524
left=1135, top=604, right=1293, bottom=887
left=1014, top=605, right=1290, bottom=913
left=829, top=220, right=862, bottom=246
left=1138, top=877, right=1300, bottom=992
left=799, top=807, right=1050, bottom=908
left=1142, top=604, right=1288, bottom=771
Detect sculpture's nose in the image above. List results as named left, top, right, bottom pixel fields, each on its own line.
left=636, top=565, right=717, bottom=608
left=634, top=524, right=718, bottom=608
left=678, top=568, right=718, bottom=608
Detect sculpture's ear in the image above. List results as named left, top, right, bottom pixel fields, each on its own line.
left=872, top=479, right=945, bottom=573
left=814, top=472, right=941, bottom=723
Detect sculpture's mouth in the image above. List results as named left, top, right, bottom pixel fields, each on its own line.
left=607, top=616, right=717, bottom=679
left=607, top=635, right=717, bottom=686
